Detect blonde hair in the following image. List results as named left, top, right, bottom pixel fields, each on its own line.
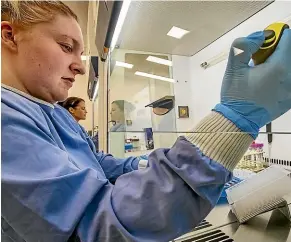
left=1, top=0, right=78, bottom=29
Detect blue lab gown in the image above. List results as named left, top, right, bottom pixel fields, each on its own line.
left=1, top=85, right=232, bottom=242
left=110, top=122, right=126, bottom=132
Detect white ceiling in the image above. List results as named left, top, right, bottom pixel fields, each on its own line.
left=117, top=1, right=273, bottom=56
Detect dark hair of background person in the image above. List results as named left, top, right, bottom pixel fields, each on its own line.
left=60, top=97, right=85, bottom=111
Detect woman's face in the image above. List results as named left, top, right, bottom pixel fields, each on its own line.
left=70, top=100, right=87, bottom=121
left=110, top=103, right=124, bottom=122
left=1, top=14, right=86, bottom=103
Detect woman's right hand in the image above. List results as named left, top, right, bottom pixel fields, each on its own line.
left=214, top=29, right=291, bottom=138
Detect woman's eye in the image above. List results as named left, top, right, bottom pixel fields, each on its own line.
left=60, top=44, right=73, bottom=53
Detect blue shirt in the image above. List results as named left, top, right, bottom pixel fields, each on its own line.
left=1, top=85, right=232, bottom=242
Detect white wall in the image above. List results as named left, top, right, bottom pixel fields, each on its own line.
left=65, top=1, right=89, bottom=53
left=172, top=56, right=194, bottom=131
left=172, top=1, right=291, bottom=160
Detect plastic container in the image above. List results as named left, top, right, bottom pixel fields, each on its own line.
left=217, top=176, right=242, bottom=204
left=226, top=166, right=291, bottom=223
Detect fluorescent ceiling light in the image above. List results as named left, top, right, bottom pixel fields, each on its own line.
left=115, top=61, right=133, bottom=69
left=135, top=71, right=175, bottom=83
left=111, top=0, right=132, bottom=50
left=81, top=55, right=87, bottom=61
left=167, top=26, right=189, bottom=39
left=146, top=56, right=173, bottom=66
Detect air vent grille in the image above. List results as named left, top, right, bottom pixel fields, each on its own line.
left=264, top=158, right=291, bottom=167
left=182, top=229, right=234, bottom=242
left=192, top=220, right=212, bottom=231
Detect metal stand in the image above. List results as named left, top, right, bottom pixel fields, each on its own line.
left=277, top=193, right=291, bottom=222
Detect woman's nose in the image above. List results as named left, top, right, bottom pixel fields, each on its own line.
left=70, top=61, right=86, bottom=76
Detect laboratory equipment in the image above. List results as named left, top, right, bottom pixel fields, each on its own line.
left=252, top=22, right=290, bottom=167
left=218, top=177, right=242, bottom=204
left=173, top=168, right=291, bottom=242
left=215, top=22, right=291, bottom=140
left=173, top=201, right=291, bottom=242
left=252, top=22, right=289, bottom=65
left=226, top=166, right=291, bottom=223
left=143, top=128, right=154, bottom=150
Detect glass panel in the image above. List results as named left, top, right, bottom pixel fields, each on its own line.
left=106, top=1, right=291, bottom=162
left=108, top=49, right=178, bottom=157
left=104, top=1, right=291, bottom=240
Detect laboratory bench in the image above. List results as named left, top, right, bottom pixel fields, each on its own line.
left=173, top=203, right=291, bottom=242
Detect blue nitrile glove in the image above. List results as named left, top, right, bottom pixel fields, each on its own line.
left=214, top=29, right=291, bottom=138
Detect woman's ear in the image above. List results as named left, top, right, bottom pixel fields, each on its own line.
left=68, top=107, right=75, bottom=114
left=1, top=21, right=18, bottom=52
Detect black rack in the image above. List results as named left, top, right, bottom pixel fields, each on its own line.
left=145, top=96, right=175, bottom=109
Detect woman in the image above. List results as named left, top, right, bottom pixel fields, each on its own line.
left=61, top=97, right=100, bottom=152
left=2, top=1, right=291, bottom=242
left=110, top=100, right=135, bottom=132
left=61, top=97, right=87, bottom=122
left=110, top=100, right=125, bottom=132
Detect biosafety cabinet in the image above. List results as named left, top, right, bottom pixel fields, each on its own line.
left=92, top=1, right=291, bottom=241
left=96, top=0, right=291, bottom=166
